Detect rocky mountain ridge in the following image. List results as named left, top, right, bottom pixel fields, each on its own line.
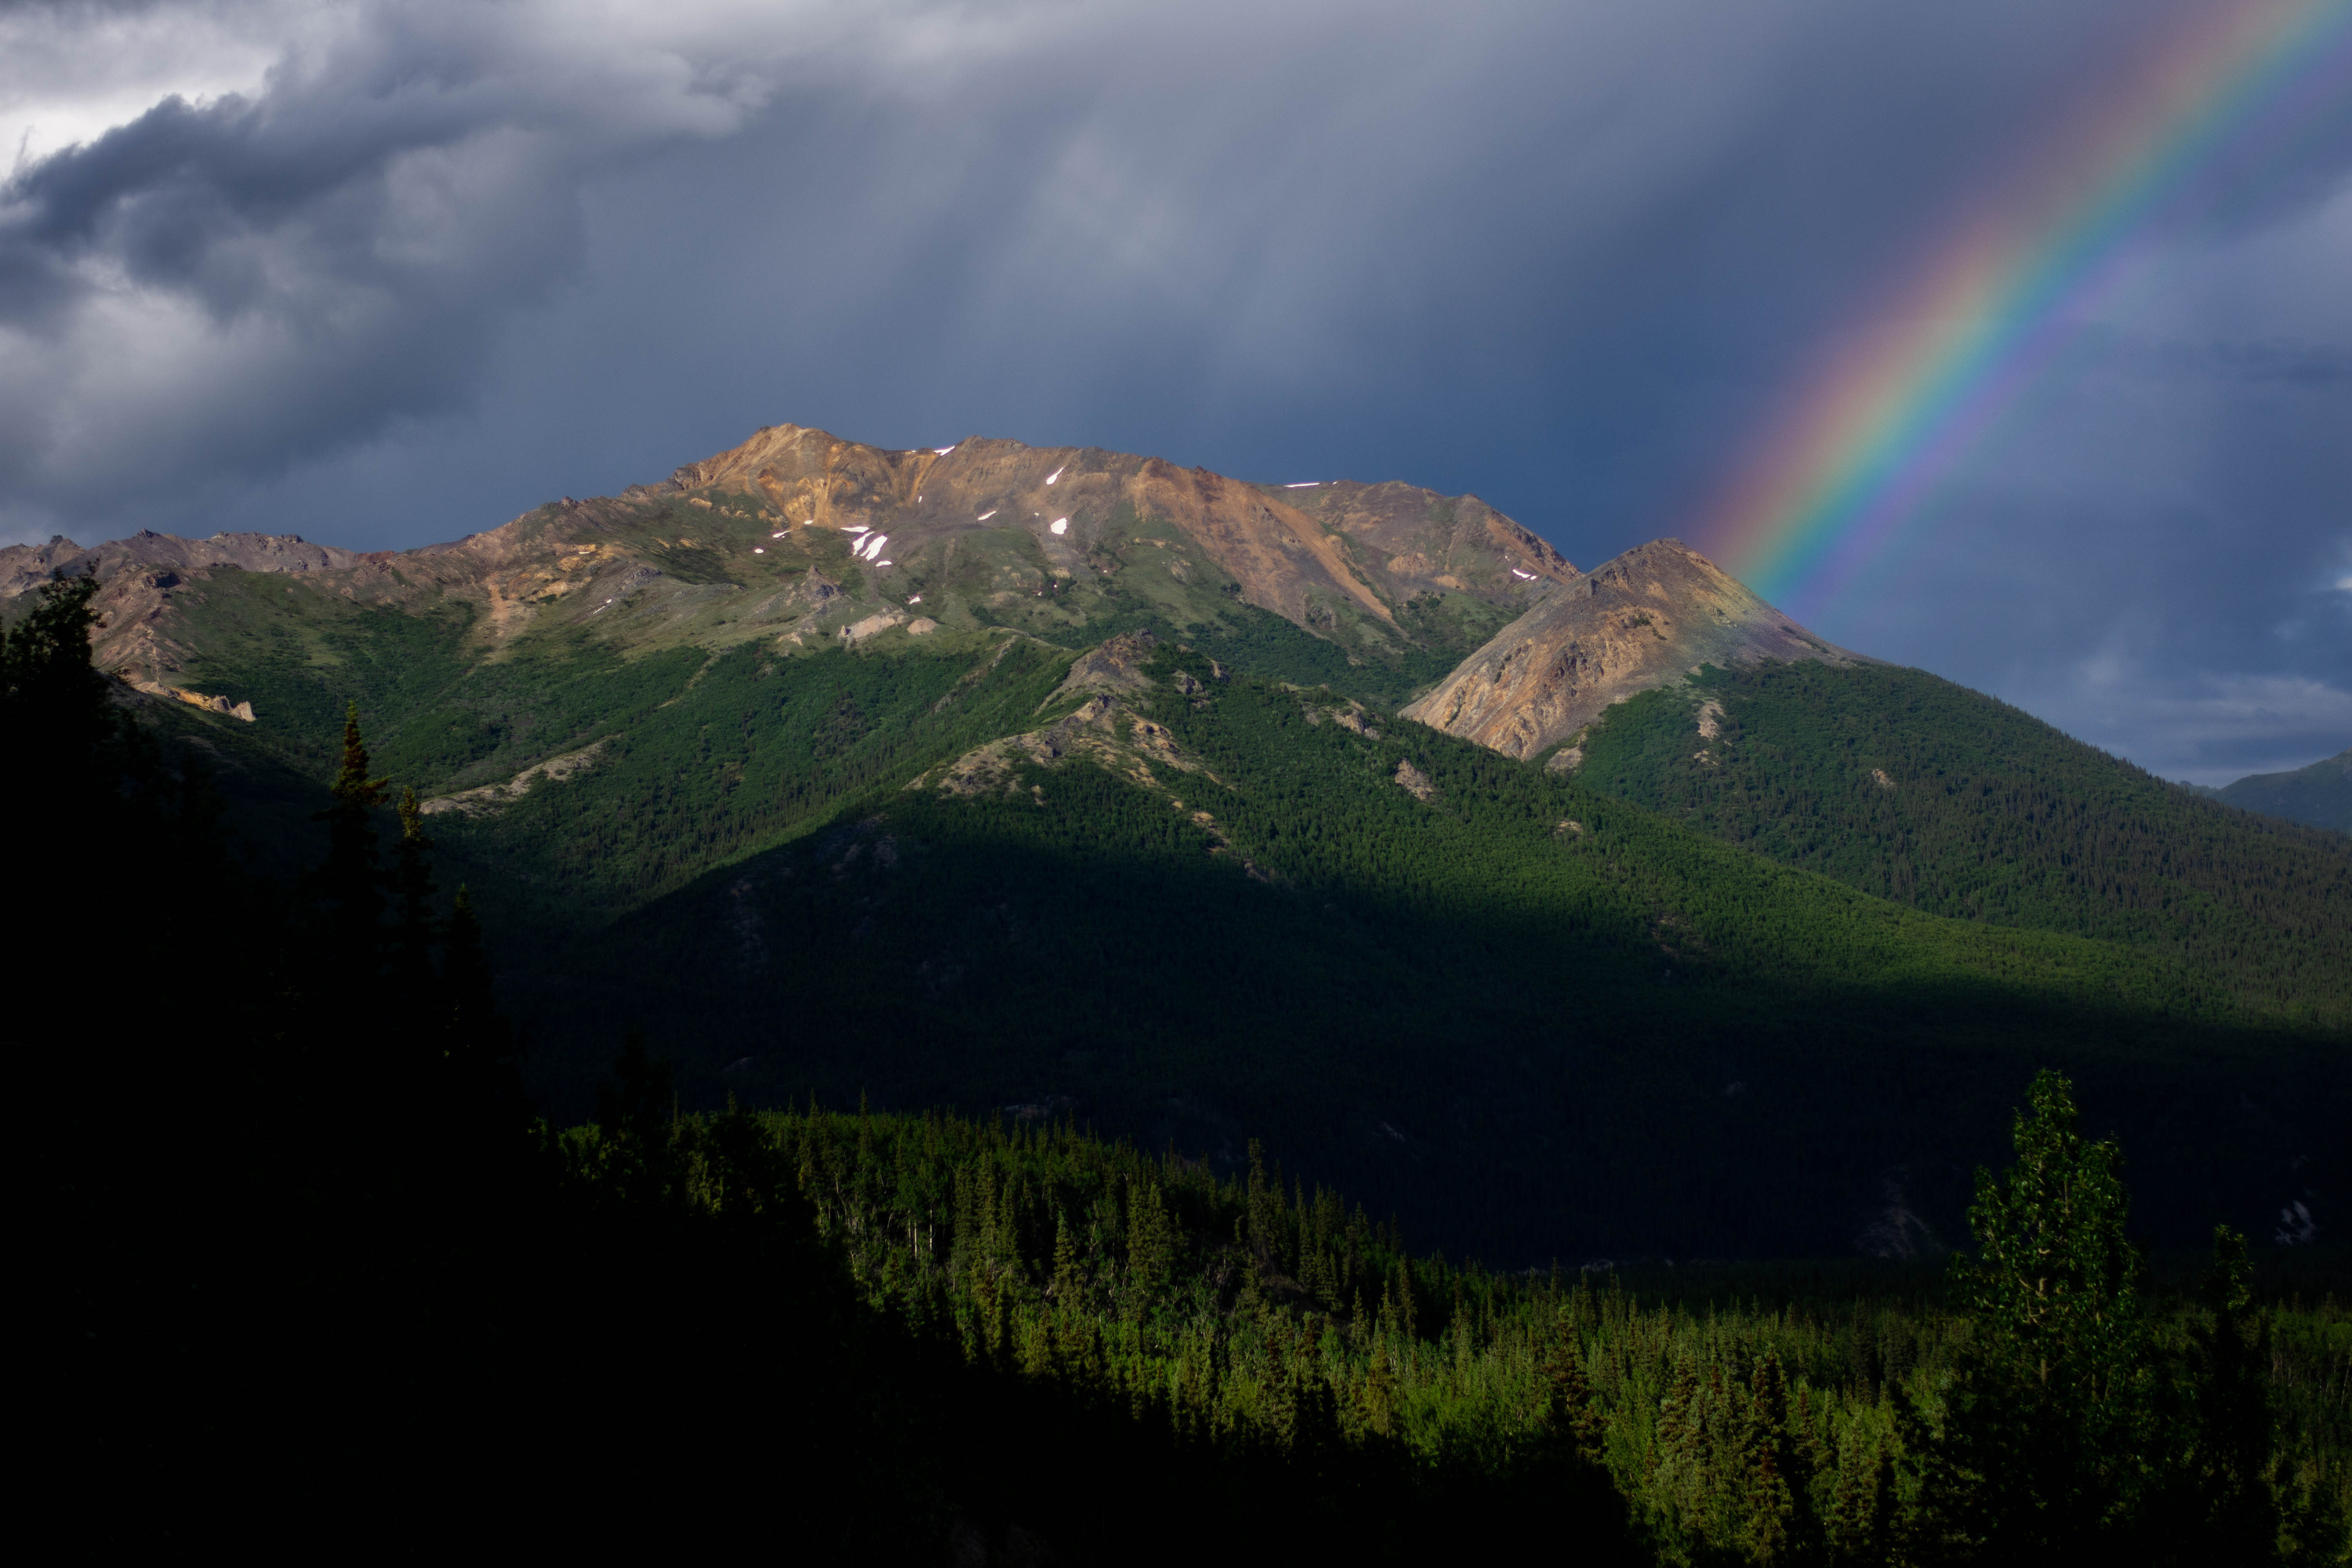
left=650, top=424, right=1577, bottom=626
left=1402, top=538, right=1867, bottom=760
left=0, top=424, right=1575, bottom=702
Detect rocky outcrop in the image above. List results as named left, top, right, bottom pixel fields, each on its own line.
left=0, top=531, right=362, bottom=597
left=130, top=679, right=255, bottom=721
left=840, top=609, right=908, bottom=644
left=913, top=690, right=1204, bottom=798
left=1402, top=539, right=1866, bottom=760
left=1042, top=630, right=1163, bottom=706
left=422, top=740, right=612, bottom=816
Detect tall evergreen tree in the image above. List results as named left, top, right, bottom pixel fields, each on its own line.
left=1541, top=1322, right=1606, bottom=1466
left=1740, top=1349, right=1813, bottom=1563
left=389, top=786, right=437, bottom=1006
left=2181, top=1225, right=2281, bottom=1560
left=310, top=701, right=390, bottom=969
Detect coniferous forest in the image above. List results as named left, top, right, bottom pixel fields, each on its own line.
left=13, top=571, right=2349, bottom=1561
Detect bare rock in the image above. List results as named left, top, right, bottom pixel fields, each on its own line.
left=423, top=739, right=612, bottom=816
left=840, top=608, right=908, bottom=644
left=1403, top=539, right=1868, bottom=760
left=1394, top=760, right=1438, bottom=802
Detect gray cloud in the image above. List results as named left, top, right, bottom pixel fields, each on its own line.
left=1, top=0, right=2346, bottom=779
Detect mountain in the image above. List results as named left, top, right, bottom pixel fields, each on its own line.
left=2206, top=750, right=2351, bottom=833
left=0, top=422, right=1583, bottom=909
left=510, top=637, right=2344, bottom=1260
left=1400, top=538, right=1864, bottom=760
left=660, top=423, right=1577, bottom=625
left=13, top=423, right=2346, bottom=1261
left=0, top=425, right=1574, bottom=728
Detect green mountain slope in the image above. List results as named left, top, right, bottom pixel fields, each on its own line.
left=43, top=448, right=2342, bottom=1267
left=1560, top=661, right=2352, bottom=1025
left=2209, top=749, right=2352, bottom=834
left=501, top=647, right=2345, bottom=1262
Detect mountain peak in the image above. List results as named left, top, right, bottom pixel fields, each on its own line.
left=640, top=422, right=1576, bottom=632
left=1400, top=538, right=1866, bottom=760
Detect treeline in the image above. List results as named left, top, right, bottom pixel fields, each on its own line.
left=681, top=1081, right=2344, bottom=1564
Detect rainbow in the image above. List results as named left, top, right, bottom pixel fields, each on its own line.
left=1703, top=0, right=2352, bottom=615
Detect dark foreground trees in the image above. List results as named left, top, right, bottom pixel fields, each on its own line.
left=15, top=571, right=2347, bottom=1561
left=1896, top=1070, right=2344, bottom=1565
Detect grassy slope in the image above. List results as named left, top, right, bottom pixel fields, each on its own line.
left=517, top=650, right=2346, bottom=1263
left=1566, top=662, right=2352, bottom=1028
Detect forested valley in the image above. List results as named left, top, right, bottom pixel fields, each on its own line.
left=13, top=572, right=2348, bottom=1560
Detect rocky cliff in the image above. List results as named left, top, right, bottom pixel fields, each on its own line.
left=1400, top=539, right=1865, bottom=760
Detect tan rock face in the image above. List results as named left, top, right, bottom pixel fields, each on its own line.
left=0, top=422, right=1577, bottom=695
left=659, top=425, right=1570, bottom=627
left=1400, top=539, right=1867, bottom=760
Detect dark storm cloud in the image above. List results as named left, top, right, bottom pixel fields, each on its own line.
left=1, top=0, right=2345, bottom=780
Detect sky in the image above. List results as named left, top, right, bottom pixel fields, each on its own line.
left=2, top=0, right=2346, bottom=783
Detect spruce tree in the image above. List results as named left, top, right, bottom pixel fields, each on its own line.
left=389, top=786, right=437, bottom=1007
left=1125, top=1179, right=1173, bottom=1318
left=1359, top=1335, right=1400, bottom=1440
left=310, top=700, right=390, bottom=971
left=2183, top=1225, right=2280, bottom=1559
left=1051, top=1209, right=1083, bottom=1306
left=593, top=1028, right=679, bottom=1213
left=1740, top=1350, right=1813, bottom=1564
left=1, top=575, right=109, bottom=767
left=1541, top=1323, right=1606, bottom=1466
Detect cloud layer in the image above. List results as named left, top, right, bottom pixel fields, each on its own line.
left=2, top=0, right=2346, bottom=781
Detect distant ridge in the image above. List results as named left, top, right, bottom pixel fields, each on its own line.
left=2206, top=749, right=2351, bottom=833
left=1402, top=538, right=1866, bottom=760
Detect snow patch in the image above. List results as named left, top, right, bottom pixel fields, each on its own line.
left=935, top=445, right=956, bottom=455
left=862, top=533, right=889, bottom=561
left=1045, top=465, right=1065, bottom=485
left=1283, top=481, right=1323, bottom=488
left=1049, top=518, right=1069, bottom=535
left=976, top=509, right=997, bottom=521
left=1511, top=568, right=1537, bottom=580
